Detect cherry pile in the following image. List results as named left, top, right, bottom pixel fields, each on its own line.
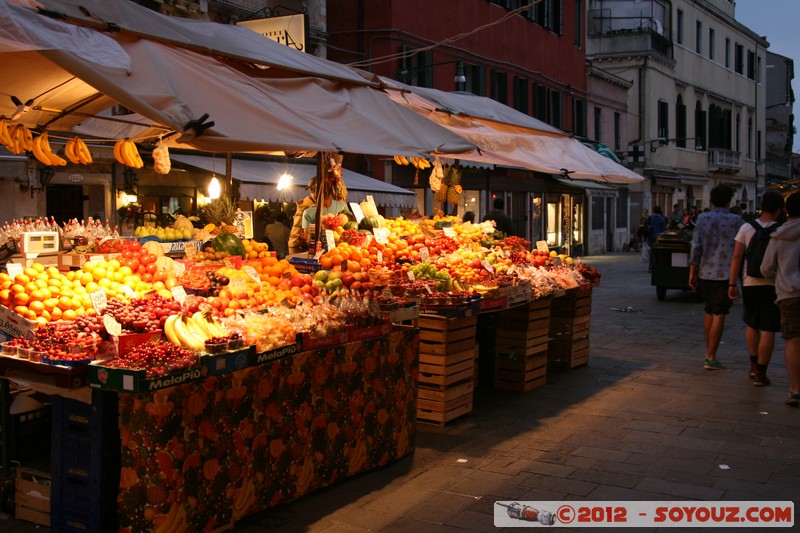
left=5, top=323, right=101, bottom=364
left=104, top=295, right=182, bottom=332
left=106, top=340, right=199, bottom=378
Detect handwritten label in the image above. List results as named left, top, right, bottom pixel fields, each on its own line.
left=314, top=248, right=323, bottom=259
left=156, top=256, right=169, bottom=272
left=90, top=289, right=107, bottom=312
left=6, top=263, right=23, bottom=278
left=407, top=270, right=416, bottom=281
left=173, top=261, right=186, bottom=277
left=103, top=315, right=122, bottom=337
left=481, top=260, right=494, bottom=274
left=325, top=230, right=336, bottom=252
left=350, top=202, right=365, bottom=223
left=121, top=284, right=136, bottom=298
left=366, top=195, right=377, bottom=214
left=507, top=265, right=517, bottom=276
left=419, top=247, right=430, bottom=262
left=377, top=250, right=383, bottom=263
left=536, top=240, right=550, bottom=253
left=243, top=266, right=262, bottom=287
left=373, top=227, right=389, bottom=244
left=424, top=283, right=433, bottom=294
left=230, top=278, right=246, bottom=292
left=90, top=255, right=105, bottom=263
left=170, top=285, right=187, bottom=304
left=443, top=227, right=456, bottom=238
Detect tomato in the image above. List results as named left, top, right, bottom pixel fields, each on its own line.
left=128, top=258, right=140, bottom=272
left=146, top=263, right=158, bottom=274
left=141, top=253, right=157, bottom=265
left=121, top=250, right=133, bottom=260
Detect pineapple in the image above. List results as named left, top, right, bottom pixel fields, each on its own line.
left=443, top=166, right=462, bottom=205
left=199, top=196, right=238, bottom=234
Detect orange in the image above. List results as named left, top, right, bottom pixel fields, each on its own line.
left=34, top=279, right=48, bottom=289
left=43, top=298, right=57, bottom=311
left=92, top=267, right=107, bottom=281
left=24, top=282, right=38, bottom=293
left=0, top=289, right=10, bottom=306
left=23, top=267, right=38, bottom=278
left=1, top=280, right=12, bottom=290
left=29, top=290, right=45, bottom=302
left=39, top=309, right=51, bottom=321
left=31, top=263, right=45, bottom=274
left=330, top=254, right=343, bottom=267
left=0, top=273, right=9, bottom=283
left=319, top=256, right=333, bottom=269
left=13, top=292, right=29, bottom=306
left=13, top=273, right=31, bottom=285
left=58, top=296, right=73, bottom=310
left=62, top=309, right=77, bottom=321
left=46, top=266, right=60, bottom=278
left=80, top=272, right=93, bottom=285
left=49, top=307, right=62, bottom=320
left=10, top=283, right=25, bottom=295
left=29, top=300, right=45, bottom=314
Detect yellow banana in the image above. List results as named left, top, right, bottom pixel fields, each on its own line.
left=40, top=133, right=66, bottom=166
left=0, top=120, right=12, bottom=147
left=393, top=155, right=403, bottom=165
left=75, top=137, right=93, bottom=164
left=113, top=140, right=127, bottom=165
left=186, top=314, right=210, bottom=342
left=399, top=155, right=409, bottom=165
left=163, top=314, right=181, bottom=347
left=9, top=124, right=24, bottom=154
left=32, top=135, right=54, bottom=165
left=174, top=314, right=205, bottom=351
left=122, top=140, right=144, bottom=169
left=64, top=138, right=81, bottom=164
left=18, top=124, right=33, bottom=152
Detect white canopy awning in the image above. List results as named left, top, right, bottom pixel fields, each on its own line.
left=171, top=154, right=417, bottom=209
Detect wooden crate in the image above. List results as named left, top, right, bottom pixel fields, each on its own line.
left=551, top=288, right=592, bottom=318
left=494, top=353, right=547, bottom=392
left=418, top=348, right=475, bottom=388
left=418, top=314, right=477, bottom=355
left=16, top=467, right=51, bottom=527
left=549, top=314, right=591, bottom=341
left=496, top=299, right=551, bottom=358
left=547, top=337, right=590, bottom=368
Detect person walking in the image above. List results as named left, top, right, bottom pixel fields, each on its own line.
left=265, top=211, right=290, bottom=259
left=669, top=203, right=684, bottom=230
left=688, top=184, right=743, bottom=370
left=728, top=191, right=785, bottom=386
left=760, top=191, right=800, bottom=406
left=646, top=206, right=668, bottom=271
left=483, top=198, right=515, bottom=236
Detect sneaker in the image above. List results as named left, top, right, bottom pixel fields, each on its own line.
left=749, top=362, right=757, bottom=380
left=785, top=394, right=800, bottom=407
left=704, top=359, right=726, bottom=370
left=753, top=372, right=770, bottom=386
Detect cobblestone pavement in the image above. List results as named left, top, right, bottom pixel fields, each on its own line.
left=2, top=253, right=796, bottom=532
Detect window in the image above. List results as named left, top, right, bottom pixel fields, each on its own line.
left=490, top=70, right=508, bottom=104
left=695, top=20, right=702, bottom=54
left=756, top=55, right=761, bottom=82
left=617, top=188, right=628, bottom=228
left=513, top=76, right=528, bottom=113
left=591, top=196, right=604, bottom=230
left=398, top=46, right=433, bottom=87
left=574, top=0, right=582, bottom=47
left=725, top=38, right=730, bottom=67
left=709, top=28, right=715, bottom=60
left=735, top=113, right=740, bottom=152
left=614, top=112, right=621, bottom=150
left=657, top=100, right=668, bottom=139
left=573, top=98, right=586, bottom=137
left=708, top=104, right=721, bottom=148
left=594, top=106, right=602, bottom=142
left=747, top=117, right=752, bottom=158
left=549, top=90, right=562, bottom=128
left=735, top=42, right=743, bottom=74
left=533, top=84, right=547, bottom=120
left=532, top=0, right=563, bottom=34
left=465, top=64, right=486, bottom=96
left=757, top=129, right=762, bottom=161
left=747, top=49, right=755, bottom=79
left=695, top=101, right=707, bottom=150
left=676, top=95, right=686, bottom=148
left=676, top=10, right=683, bottom=44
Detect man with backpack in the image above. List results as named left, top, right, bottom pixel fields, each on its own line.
left=728, top=191, right=785, bottom=386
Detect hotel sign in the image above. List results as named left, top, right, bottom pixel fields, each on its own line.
left=238, top=14, right=305, bottom=52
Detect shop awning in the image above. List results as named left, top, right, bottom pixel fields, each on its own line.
left=555, top=178, right=619, bottom=197
left=380, top=79, right=645, bottom=184
left=0, top=1, right=476, bottom=156
left=171, top=154, right=418, bottom=208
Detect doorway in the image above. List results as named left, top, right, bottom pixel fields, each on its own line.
left=46, top=185, right=83, bottom=225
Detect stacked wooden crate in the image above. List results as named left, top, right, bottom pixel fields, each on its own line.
left=15, top=467, right=51, bottom=527
left=494, top=298, right=552, bottom=391
left=416, top=314, right=477, bottom=425
left=548, top=286, right=592, bottom=368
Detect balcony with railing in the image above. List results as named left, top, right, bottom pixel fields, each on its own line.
left=708, top=148, right=741, bottom=172
left=588, top=4, right=671, bottom=58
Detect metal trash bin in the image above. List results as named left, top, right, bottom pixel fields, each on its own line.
left=650, top=231, right=694, bottom=301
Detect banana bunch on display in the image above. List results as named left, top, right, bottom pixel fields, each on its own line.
left=409, top=157, right=431, bottom=169
left=64, top=136, right=93, bottom=164
left=393, top=154, right=410, bottom=166
left=0, top=121, right=35, bottom=156
left=163, top=312, right=227, bottom=352
left=153, top=501, right=186, bottom=533
left=113, top=139, right=144, bottom=168
left=31, top=132, right=67, bottom=166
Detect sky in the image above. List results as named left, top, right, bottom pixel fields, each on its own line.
left=733, top=0, right=800, bottom=152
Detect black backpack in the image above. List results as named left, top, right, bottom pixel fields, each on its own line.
left=744, top=220, right=781, bottom=278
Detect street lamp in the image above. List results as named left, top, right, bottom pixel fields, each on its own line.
left=396, top=58, right=467, bottom=91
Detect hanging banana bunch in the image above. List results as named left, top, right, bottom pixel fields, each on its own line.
left=64, top=136, right=93, bottom=165
left=113, top=139, right=144, bottom=169
left=3, top=123, right=34, bottom=155
left=31, top=132, right=67, bottom=166
left=393, top=155, right=410, bottom=166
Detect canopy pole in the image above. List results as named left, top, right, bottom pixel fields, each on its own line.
left=311, top=153, right=326, bottom=256
left=225, top=152, right=233, bottom=196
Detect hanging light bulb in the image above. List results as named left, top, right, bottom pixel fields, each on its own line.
left=277, top=172, right=293, bottom=191
left=208, top=175, right=221, bottom=199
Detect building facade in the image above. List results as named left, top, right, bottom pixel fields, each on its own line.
left=587, top=0, right=767, bottom=222
left=764, top=51, right=795, bottom=186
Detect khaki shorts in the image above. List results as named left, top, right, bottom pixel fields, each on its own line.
left=778, top=297, right=800, bottom=339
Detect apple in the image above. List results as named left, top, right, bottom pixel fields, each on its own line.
left=313, top=270, right=329, bottom=282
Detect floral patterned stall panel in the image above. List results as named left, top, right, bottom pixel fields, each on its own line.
left=116, top=327, right=419, bottom=533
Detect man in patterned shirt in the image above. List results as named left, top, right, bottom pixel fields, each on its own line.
left=689, top=184, right=744, bottom=370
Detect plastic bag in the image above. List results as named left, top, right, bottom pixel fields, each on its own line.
left=640, top=242, right=650, bottom=263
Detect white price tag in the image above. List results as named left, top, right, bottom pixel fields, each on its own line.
left=350, top=202, right=365, bottom=223
left=103, top=315, right=122, bottom=337
left=90, top=289, right=107, bottom=312
left=424, top=283, right=433, bottom=294
left=231, top=277, right=246, bottom=292
left=363, top=233, right=373, bottom=246
left=443, top=227, right=456, bottom=238
left=173, top=261, right=186, bottom=277
left=170, top=285, right=187, bottom=304
left=377, top=250, right=383, bottom=263
left=495, top=247, right=506, bottom=258
left=536, top=240, right=550, bottom=253
left=325, top=230, right=336, bottom=251
left=6, top=263, right=23, bottom=278
left=90, top=255, right=105, bottom=263
left=373, top=227, right=389, bottom=244
left=407, top=270, right=416, bottom=281
left=482, top=222, right=496, bottom=234
left=314, top=248, right=323, bottom=259
left=507, top=265, right=517, bottom=276
left=243, top=266, right=262, bottom=287
left=366, top=195, right=377, bottom=214
left=481, top=260, right=494, bottom=274
left=419, top=246, right=430, bottom=262
left=121, top=284, right=136, bottom=298
left=155, top=256, right=169, bottom=272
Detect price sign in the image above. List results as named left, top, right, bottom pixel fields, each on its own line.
left=552, top=256, right=562, bottom=266
left=536, top=240, right=550, bottom=253
left=350, top=202, right=365, bottom=223
left=507, top=265, right=517, bottom=276
left=6, top=263, right=23, bottom=278
left=325, top=230, right=336, bottom=251
left=363, top=233, right=373, bottom=246
left=170, top=285, right=187, bottom=304
left=373, top=227, right=389, bottom=244
left=495, top=247, right=506, bottom=258
left=121, top=284, right=136, bottom=298
left=481, top=260, right=494, bottom=274
left=377, top=250, right=383, bottom=263
left=231, top=277, right=246, bottom=292
left=173, top=261, right=186, bottom=277
left=103, top=315, right=122, bottom=337
left=243, top=266, right=262, bottom=287
left=90, top=255, right=105, bottom=263
left=184, top=245, right=200, bottom=260
left=419, top=246, right=430, bottom=262
left=482, top=222, right=496, bottom=234
left=156, top=256, right=170, bottom=272
left=424, top=283, right=433, bottom=294
left=366, top=195, right=377, bottom=213
left=443, top=227, right=457, bottom=238
left=407, top=270, right=416, bottom=281
left=90, top=289, right=107, bottom=312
